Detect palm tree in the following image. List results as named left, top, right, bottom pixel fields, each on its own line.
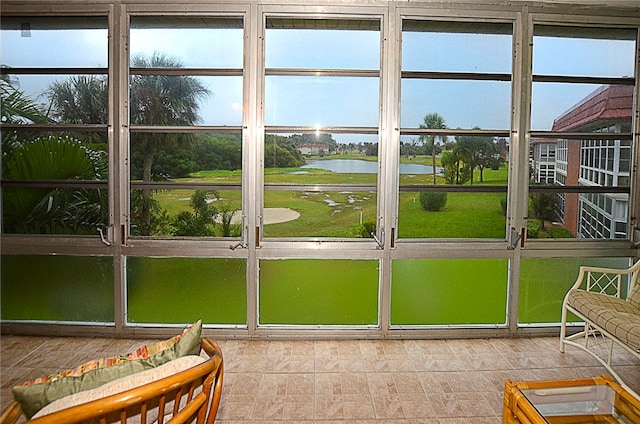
left=419, top=113, right=447, bottom=184
left=46, top=76, right=108, bottom=125
left=129, top=52, right=210, bottom=235
left=1, top=75, right=50, bottom=125
left=2, top=136, right=107, bottom=234
left=2, top=75, right=109, bottom=234
left=1, top=75, right=51, bottom=152
left=44, top=75, right=109, bottom=150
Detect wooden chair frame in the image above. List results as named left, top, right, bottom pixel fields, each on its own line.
left=0, top=337, right=224, bottom=424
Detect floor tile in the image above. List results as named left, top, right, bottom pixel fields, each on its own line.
left=1, top=335, right=639, bottom=423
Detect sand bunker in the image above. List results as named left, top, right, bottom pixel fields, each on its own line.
left=262, top=208, right=300, bottom=224
left=227, top=208, right=300, bottom=225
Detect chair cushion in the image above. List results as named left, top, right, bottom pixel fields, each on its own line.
left=33, top=355, right=206, bottom=421
left=627, top=282, right=640, bottom=310
left=567, top=290, right=640, bottom=351
left=13, top=320, right=202, bottom=418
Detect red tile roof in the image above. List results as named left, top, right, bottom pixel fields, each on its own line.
left=551, top=85, right=633, bottom=132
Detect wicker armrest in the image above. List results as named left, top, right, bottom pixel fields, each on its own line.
left=569, top=263, right=639, bottom=298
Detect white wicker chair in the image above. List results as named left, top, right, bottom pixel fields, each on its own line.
left=560, top=260, right=640, bottom=398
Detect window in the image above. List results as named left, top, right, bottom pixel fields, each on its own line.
left=1, top=16, right=109, bottom=235
left=262, top=17, right=381, bottom=239
left=529, top=25, right=636, bottom=240
left=128, top=17, right=244, bottom=238
left=399, top=20, right=512, bottom=239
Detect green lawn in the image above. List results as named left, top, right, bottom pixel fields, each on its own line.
left=153, top=158, right=509, bottom=238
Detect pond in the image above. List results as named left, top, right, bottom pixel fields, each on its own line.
left=301, top=159, right=440, bottom=174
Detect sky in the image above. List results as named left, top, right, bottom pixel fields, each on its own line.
left=1, top=20, right=636, bottom=141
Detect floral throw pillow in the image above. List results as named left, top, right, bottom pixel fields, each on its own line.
left=13, top=320, right=202, bottom=418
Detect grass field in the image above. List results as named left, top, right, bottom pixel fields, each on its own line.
left=154, top=156, right=510, bottom=238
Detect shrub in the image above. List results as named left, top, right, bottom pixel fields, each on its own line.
left=500, top=196, right=508, bottom=216
left=548, top=226, right=574, bottom=238
left=419, top=192, right=447, bottom=211
left=527, top=220, right=541, bottom=238
left=354, top=218, right=376, bottom=238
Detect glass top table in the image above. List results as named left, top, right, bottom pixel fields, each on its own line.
left=503, top=375, right=640, bottom=424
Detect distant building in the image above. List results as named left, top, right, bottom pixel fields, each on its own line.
left=538, top=85, right=633, bottom=239
left=530, top=139, right=556, bottom=184
left=298, top=143, right=334, bottom=156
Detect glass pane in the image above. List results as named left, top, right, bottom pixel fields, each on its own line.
left=259, top=259, right=379, bottom=325
left=129, top=132, right=241, bottom=237
left=130, top=17, right=244, bottom=68
left=398, top=21, right=511, bottom=240
left=1, top=17, right=108, bottom=68
left=402, top=21, right=512, bottom=73
left=401, top=79, right=511, bottom=129
left=533, top=26, right=636, bottom=78
left=1, top=255, right=114, bottom=322
left=263, top=18, right=381, bottom=241
left=2, top=131, right=108, bottom=235
left=398, top=192, right=507, bottom=238
left=130, top=188, right=241, bottom=237
left=263, top=132, right=378, bottom=238
left=265, top=76, right=379, bottom=127
left=129, top=75, right=242, bottom=126
left=529, top=86, right=632, bottom=240
left=127, top=257, right=246, bottom=325
left=265, top=22, right=380, bottom=69
left=398, top=132, right=509, bottom=238
left=530, top=83, right=631, bottom=131
left=2, top=75, right=108, bottom=124
left=391, top=258, right=508, bottom=326
left=519, top=257, right=630, bottom=324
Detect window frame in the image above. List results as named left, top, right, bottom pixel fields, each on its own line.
left=528, top=21, right=637, bottom=244
left=0, top=9, right=112, bottom=244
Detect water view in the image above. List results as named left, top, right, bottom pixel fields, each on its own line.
left=302, top=159, right=440, bottom=174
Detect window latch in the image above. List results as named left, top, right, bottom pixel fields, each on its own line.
left=230, top=216, right=248, bottom=250
left=97, top=226, right=113, bottom=246
left=508, top=227, right=521, bottom=250
left=371, top=228, right=384, bottom=249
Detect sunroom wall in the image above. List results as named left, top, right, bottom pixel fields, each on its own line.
left=1, top=0, right=638, bottom=339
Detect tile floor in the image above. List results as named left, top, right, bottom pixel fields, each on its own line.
left=1, top=335, right=639, bottom=423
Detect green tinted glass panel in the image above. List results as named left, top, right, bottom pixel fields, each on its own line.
left=519, top=257, right=630, bottom=324
left=259, top=259, right=379, bottom=325
left=391, top=259, right=508, bottom=325
left=126, top=257, right=246, bottom=325
left=1, top=255, right=113, bottom=322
